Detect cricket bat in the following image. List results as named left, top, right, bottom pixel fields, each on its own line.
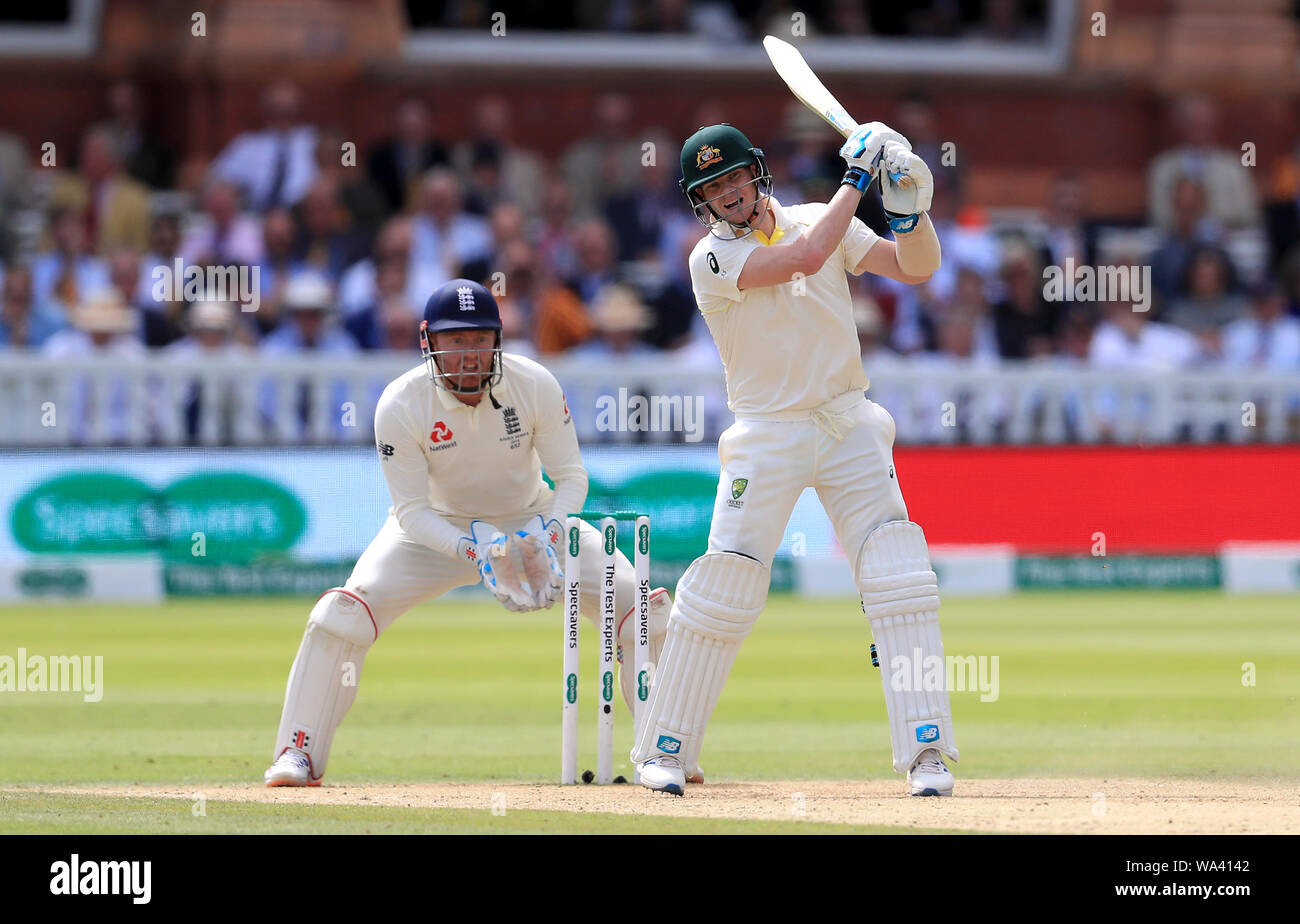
left=761, top=35, right=909, bottom=187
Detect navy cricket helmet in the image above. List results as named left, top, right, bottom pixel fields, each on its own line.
left=419, top=279, right=503, bottom=394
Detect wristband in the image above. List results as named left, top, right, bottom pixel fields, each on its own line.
left=841, top=167, right=872, bottom=194
left=886, top=210, right=920, bottom=234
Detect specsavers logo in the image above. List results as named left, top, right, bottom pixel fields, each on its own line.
left=10, top=471, right=305, bottom=561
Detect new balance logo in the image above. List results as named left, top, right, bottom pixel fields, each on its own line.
left=656, top=734, right=682, bottom=754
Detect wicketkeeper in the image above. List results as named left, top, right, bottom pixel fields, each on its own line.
left=631, top=123, right=959, bottom=796
left=265, top=278, right=674, bottom=786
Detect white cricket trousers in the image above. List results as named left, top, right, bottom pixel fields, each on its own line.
left=709, top=390, right=909, bottom=577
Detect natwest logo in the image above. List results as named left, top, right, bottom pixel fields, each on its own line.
left=430, top=422, right=454, bottom=443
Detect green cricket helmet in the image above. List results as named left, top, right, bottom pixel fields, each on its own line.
left=679, top=123, right=772, bottom=236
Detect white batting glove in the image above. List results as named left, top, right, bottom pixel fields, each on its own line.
left=880, top=142, right=934, bottom=230
left=839, top=122, right=910, bottom=177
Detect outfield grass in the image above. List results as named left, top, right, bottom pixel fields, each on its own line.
left=2, top=591, right=1296, bottom=791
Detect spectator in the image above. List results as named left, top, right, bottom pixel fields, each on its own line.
left=0, top=264, right=59, bottom=348
left=44, top=288, right=143, bottom=356
left=1263, top=135, right=1300, bottom=272
left=855, top=295, right=897, bottom=367
left=165, top=301, right=252, bottom=443
left=95, top=79, right=175, bottom=189
left=536, top=176, right=580, bottom=281
left=312, top=128, right=387, bottom=250
left=561, top=92, right=645, bottom=218
left=180, top=179, right=264, bottom=267
left=48, top=124, right=150, bottom=254
left=489, top=201, right=528, bottom=254
left=338, top=216, right=414, bottom=319
left=260, top=273, right=357, bottom=355
left=1221, top=282, right=1300, bottom=370
left=31, top=207, right=110, bottom=329
left=494, top=238, right=590, bottom=355
left=895, top=92, right=960, bottom=200
left=43, top=290, right=146, bottom=444
left=603, top=131, right=681, bottom=263
left=166, top=300, right=249, bottom=358
left=211, top=80, right=318, bottom=213
left=1162, top=245, right=1248, bottom=339
left=565, top=218, right=620, bottom=304
left=410, top=168, right=494, bottom=294
left=259, top=274, right=357, bottom=442
left=1040, top=172, right=1098, bottom=270
left=1089, top=300, right=1199, bottom=371
left=343, top=255, right=410, bottom=350
left=1088, top=299, right=1201, bottom=440
left=571, top=284, right=655, bottom=359
left=367, top=97, right=449, bottom=214
left=991, top=242, right=1056, bottom=359
left=1149, top=174, right=1218, bottom=299
left=1148, top=95, right=1259, bottom=232
left=104, top=248, right=173, bottom=347
left=138, top=207, right=183, bottom=308
left=641, top=234, right=702, bottom=350
left=374, top=296, right=420, bottom=351
left=292, top=174, right=367, bottom=282
left=253, top=207, right=301, bottom=335
left=776, top=103, right=839, bottom=207
left=452, top=96, right=546, bottom=220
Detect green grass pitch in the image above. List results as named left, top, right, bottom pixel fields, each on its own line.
left=1, top=591, right=1296, bottom=833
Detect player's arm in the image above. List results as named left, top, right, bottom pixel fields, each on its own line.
left=373, top=387, right=464, bottom=557
left=860, top=141, right=941, bottom=282
left=736, top=184, right=863, bottom=290
left=531, top=374, right=588, bottom=522
left=855, top=217, right=939, bottom=284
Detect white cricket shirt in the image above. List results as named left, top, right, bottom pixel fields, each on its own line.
left=688, top=197, right=880, bottom=417
left=372, top=352, right=587, bottom=556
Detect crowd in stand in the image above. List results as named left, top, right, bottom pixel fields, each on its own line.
left=2, top=79, right=1299, bottom=384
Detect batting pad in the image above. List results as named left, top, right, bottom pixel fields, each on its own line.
left=272, top=589, right=376, bottom=780
left=857, top=521, right=959, bottom=773
left=631, top=552, right=768, bottom=767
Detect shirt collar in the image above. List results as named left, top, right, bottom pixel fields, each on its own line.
left=750, top=197, right=786, bottom=246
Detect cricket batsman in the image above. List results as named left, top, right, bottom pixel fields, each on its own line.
left=264, top=278, right=674, bottom=786
left=631, top=123, right=957, bottom=796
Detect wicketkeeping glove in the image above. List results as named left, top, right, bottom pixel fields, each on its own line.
left=508, top=515, right=565, bottom=610
left=460, top=520, right=535, bottom=612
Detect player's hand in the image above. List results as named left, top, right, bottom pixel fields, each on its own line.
left=465, top=521, right=535, bottom=612
left=839, top=122, right=910, bottom=178
left=880, top=142, right=934, bottom=219
left=509, top=516, right=565, bottom=609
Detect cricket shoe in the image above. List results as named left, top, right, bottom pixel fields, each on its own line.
left=639, top=755, right=685, bottom=796
left=264, top=748, right=321, bottom=787
left=907, top=748, right=953, bottom=797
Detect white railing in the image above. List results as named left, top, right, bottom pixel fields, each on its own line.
left=0, top=352, right=1296, bottom=447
